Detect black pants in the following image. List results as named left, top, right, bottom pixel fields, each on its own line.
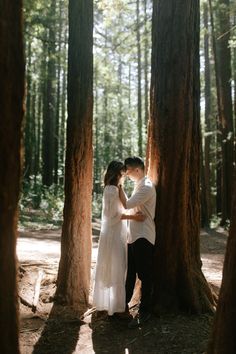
left=126, top=238, right=154, bottom=313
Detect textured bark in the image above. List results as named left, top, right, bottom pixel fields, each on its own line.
left=42, top=1, right=57, bottom=187
left=208, top=180, right=236, bottom=353
left=0, top=1, right=25, bottom=352
left=56, top=0, right=93, bottom=313
left=136, top=0, right=143, bottom=156
left=148, top=0, right=214, bottom=313
left=217, top=0, right=234, bottom=224
left=209, top=0, right=234, bottom=224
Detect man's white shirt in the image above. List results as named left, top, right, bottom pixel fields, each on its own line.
left=126, top=176, right=156, bottom=245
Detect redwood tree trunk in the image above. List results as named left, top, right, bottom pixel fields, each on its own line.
left=208, top=179, right=236, bottom=353
left=56, top=0, right=93, bottom=313
left=217, top=0, right=234, bottom=224
left=148, top=0, right=214, bottom=313
left=0, top=1, right=25, bottom=352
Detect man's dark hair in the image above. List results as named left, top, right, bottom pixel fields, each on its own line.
left=124, top=156, right=145, bottom=171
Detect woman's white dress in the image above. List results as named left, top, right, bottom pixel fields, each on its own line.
left=93, top=185, right=127, bottom=315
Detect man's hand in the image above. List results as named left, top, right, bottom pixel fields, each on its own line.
left=121, top=212, right=146, bottom=222
left=133, top=211, right=146, bottom=222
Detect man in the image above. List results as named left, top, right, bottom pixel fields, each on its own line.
left=119, top=156, right=156, bottom=328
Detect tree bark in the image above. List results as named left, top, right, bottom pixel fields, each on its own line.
left=136, top=0, right=143, bottom=156
left=42, top=2, right=57, bottom=187
left=0, top=1, right=25, bottom=352
left=217, top=0, right=234, bottom=224
left=208, top=179, right=236, bottom=353
left=56, top=0, right=93, bottom=313
left=148, top=0, right=215, bottom=313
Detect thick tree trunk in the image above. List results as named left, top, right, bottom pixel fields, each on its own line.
left=0, top=2, right=25, bottom=352
left=56, top=0, right=93, bottom=313
left=208, top=179, right=236, bottom=353
left=148, top=0, right=215, bottom=313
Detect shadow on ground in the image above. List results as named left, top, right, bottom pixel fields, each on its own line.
left=32, top=304, right=83, bottom=354
left=90, top=311, right=213, bottom=354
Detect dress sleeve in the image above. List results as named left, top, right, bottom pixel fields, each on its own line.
left=102, top=185, right=122, bottom=226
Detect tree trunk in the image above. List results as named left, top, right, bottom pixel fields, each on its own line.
left=0, top=2, right=25, bottom=352
left=148, top=0, right=215, bottom=313
left=208, top=179, right=236, bottom=353
left=117, top=56, right=123, bottom=159
left=24, top=40, right=33, bottom=179
left=143, top=0, right=149, bottom=129
left=56, top=0, right=93, bottom=313
left=201, top=1, right=212, bottom=227
left=42, top=3, right=57, bottom=187
left=136, top=0, right=143, bottom=156
left=217, top=0, right=234, bottom=224
left=209, top=0, right=234, bottom=224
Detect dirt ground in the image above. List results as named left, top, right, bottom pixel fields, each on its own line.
left=17, top=222, right=228, bottom=354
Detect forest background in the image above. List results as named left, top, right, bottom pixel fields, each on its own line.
left=21, top=0, right=236, bottom=228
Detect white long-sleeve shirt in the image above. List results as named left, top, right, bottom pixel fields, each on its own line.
left=126, top=176, right=156, bottom=245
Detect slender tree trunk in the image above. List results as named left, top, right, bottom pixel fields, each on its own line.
left=209, top=0, right=234, bottom=224
left=136, top=0, right=143, bottom=156
left=208, top=0, right=222, bottom=217
left=208, top=178, right=236, bottom=353
left=54, top=0, right=63, bottom=186
left=24, top=40, right=33, bottom=179
left=148, top=0, right=215, bottom=313
left=56, top=0, right=93, bottom=313
left=60, top=42, right=67, bottom=186
left=117, top=57, right=123, bottom=159
left=143, top=0, right=149, bottom=130
left=217, top=0, right=234, bottom=224
left=201, top=1, right=212, bottom=226
left=42, top=2, right=57, bottom=186
left=94, top=63, right=100, bottom=193
left=0, top=2, right=25, bottom=352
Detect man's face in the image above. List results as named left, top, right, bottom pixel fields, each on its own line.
left=125, top=165, right=139, bottom=182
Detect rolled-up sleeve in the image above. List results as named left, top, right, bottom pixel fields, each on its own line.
left=126, top=185, right=152, bottom=209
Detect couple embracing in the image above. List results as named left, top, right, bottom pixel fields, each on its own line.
left=93, top=156, right=156, bottom=328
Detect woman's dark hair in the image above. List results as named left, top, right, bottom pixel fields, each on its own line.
left=104, top=160, right=125, bottom=186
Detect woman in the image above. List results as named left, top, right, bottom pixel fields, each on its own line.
left=93, top=160, right=145, bottom=316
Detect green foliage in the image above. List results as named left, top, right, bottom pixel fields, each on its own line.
left=20, top=179, right=64, bottom=225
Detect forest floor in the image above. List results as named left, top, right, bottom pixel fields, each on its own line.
left=18, top=216, right=227, bottom=354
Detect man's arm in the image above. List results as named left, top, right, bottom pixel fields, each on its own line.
left=126, top=185, right=152, bottom=209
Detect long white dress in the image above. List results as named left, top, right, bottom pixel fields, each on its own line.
left=93, top=185, right=127, bottom=315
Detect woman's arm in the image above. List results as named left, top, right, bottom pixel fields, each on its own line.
left=119, top=185, right=127, bottom=208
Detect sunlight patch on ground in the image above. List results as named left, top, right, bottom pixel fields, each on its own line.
left=17, top=236, right=60, bottom=262
left=201, top=253, right=224, bottom=287
left=75, top=320, right=94, bottom=353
